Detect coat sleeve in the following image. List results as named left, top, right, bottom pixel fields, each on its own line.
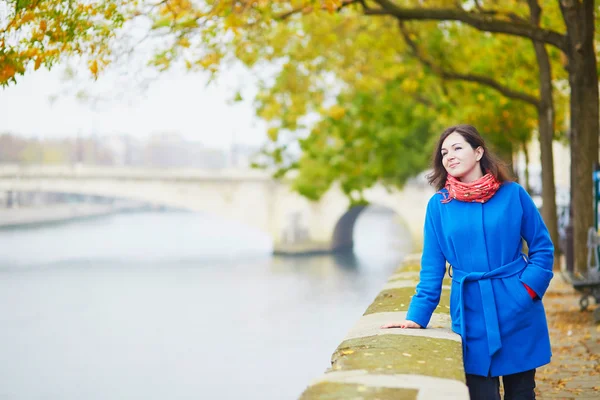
left=406, top=197, right=447, bottom=328
left=518, top=184, right=554, bottom=298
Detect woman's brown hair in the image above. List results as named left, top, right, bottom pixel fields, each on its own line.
left=427, top=124, right=512, bottom=190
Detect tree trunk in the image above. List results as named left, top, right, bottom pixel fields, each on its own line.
left=560, top=0, right=600, bottom=274
left=522, top=142, right=531, bottom=193
left=537, top=100, right=560, bottom=264
left=528, top=0, right=560, bottom=265
left=496, top=140, right=515, bottom=177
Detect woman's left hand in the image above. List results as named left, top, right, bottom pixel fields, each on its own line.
left=380, top=320, right=422, bottom=329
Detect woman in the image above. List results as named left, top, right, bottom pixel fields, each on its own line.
left=382, top=125, right=554, bottom=400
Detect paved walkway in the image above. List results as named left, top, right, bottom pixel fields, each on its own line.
left=532, top=273, right=600, bottom=399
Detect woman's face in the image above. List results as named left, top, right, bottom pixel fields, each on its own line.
left=440, top=132, right=484, bottom=182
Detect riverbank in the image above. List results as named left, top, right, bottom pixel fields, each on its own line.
left=299, top=253, right=468, bottom=399
left=0, top=203, right=151, bottom=229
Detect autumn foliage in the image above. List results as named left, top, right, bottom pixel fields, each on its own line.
left=0, top=0, right=129, bottom=85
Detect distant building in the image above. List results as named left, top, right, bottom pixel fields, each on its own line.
left=143, top=132, right=227, bottom=169
left=229, top=143, right=261, bottom=168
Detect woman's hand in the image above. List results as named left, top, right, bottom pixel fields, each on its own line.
left=380, top=320, right=422, bottom=329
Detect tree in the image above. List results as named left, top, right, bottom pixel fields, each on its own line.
left=289, top=75, right=540, bottom=204
left=288, top=78, right=440, bottom=204
left=0, top=0, right=129, bottom=85
left=246, top=12, right=545, bottom=202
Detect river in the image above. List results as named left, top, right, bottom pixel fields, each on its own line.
left=0, top=207, right=411, bottom=399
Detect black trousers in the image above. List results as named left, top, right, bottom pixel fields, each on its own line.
left=466, top=369, right=536, bottom=400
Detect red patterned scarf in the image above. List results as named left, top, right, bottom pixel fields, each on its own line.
left=440, top=172, right=501, bottom=204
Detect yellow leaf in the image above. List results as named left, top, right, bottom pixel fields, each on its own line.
left=89, top=60, right=98, bottom=77
left=20, top=12, right=35, bottom=24
left=267, top=127, right=279, bottom=141
left=198, top=53, right=219, bottom=69
left=0, top=65, right=17, bottom=83
left=178, top=37, right=190, bottom=48
left=324, top=0, right=341, bottom=13
left=340, top=350, right=354, bottom=355
left=327, top=105, right=345, bottom=120
left=400, top=79, right=418, bottom=93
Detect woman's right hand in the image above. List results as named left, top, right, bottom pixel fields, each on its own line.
left=380, top=320, right=422, bottom=329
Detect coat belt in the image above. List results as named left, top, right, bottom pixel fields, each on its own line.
left=450, top=255, right=528, bottom=358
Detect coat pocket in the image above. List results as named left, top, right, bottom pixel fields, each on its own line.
left=501, top=275, right=533, bottom=310
left=494, top=275, right=535, bottom=336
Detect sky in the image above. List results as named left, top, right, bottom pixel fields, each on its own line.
left=0, top=60, right=270, bottom=150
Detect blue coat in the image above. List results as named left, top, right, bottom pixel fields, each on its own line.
left=406, top=182, right=554, bottom=377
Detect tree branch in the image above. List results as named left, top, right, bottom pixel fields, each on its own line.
left=277, top=0, right=360, bottom=20
left=368, top=0, right=567, bottom=51
left=478, top=9, right=529, bottom=25
left=398, top=23, right=540, bottom=107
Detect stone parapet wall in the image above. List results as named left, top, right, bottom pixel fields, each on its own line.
left=299, top=254, right=469, bottom=399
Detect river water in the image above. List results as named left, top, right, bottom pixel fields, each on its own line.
left=0, top=208, right=411, bottom=399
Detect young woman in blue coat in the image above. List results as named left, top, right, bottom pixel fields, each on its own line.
left=382, top=125, right=554, bottom=400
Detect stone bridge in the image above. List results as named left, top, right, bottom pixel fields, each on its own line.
left=0, top=165, right=434, bottom=254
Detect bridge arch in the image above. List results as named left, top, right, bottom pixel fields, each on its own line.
left=331, top=205, right=366, bottom=251
left=331, top=204, right=414, bottom=254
